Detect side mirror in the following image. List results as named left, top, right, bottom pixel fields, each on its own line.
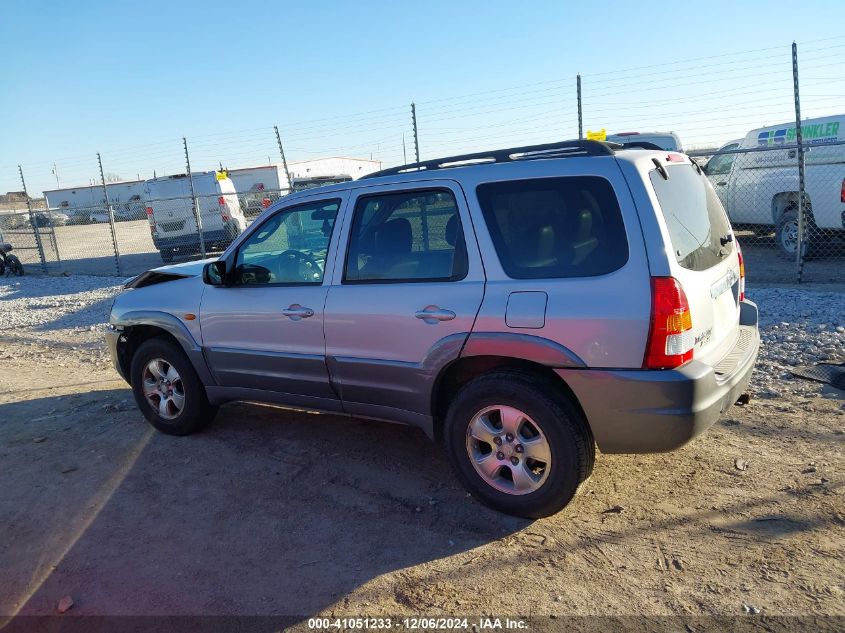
left=203, top=260, right=227, bottom=286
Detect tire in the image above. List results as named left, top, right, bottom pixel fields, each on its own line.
left=443, top=371, right=594, bottom=518
left=775, top=208, right=815, bottom=259
left=129, top=337, right=217, bottom=435
left=7, top=255, right=23, bottom=276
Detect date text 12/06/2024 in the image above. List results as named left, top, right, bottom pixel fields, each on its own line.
left=307, top=617, right=528, bottom=630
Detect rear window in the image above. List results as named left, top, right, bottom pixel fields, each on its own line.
left=476, top=176, right=628, bottom=279
left=650, top=164, right=733, bottom=271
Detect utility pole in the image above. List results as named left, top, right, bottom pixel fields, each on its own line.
left=98, top=153, right=122, bottom=275
left=183, top=137, right=206, bottom=259
left=411, top=102, right=420, bottom=163
left=18, top=165, right=48, bottom=273
left=274, top=125, right=293, bottom=193
left=52, top=163, right=60, bottom=188
left=577, top=74, right=583, bottom=140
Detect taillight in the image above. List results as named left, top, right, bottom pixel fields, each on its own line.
left=145, top=206, right=156, bottom=234
left=643, top=277, right=694, bottom=369
left=840, top=178, right=845, bottom=203
left=736, top=240, right=746, bottom=302
left=218, top=196, right=230, bottom=222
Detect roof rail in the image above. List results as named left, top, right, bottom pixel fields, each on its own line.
left=361, top=139, right=617, bottom=179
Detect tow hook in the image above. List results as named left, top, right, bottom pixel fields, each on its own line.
left=735, top=393, right=751, bottom=406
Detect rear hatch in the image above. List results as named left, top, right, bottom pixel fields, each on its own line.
left=649, top=159, right=742, bottom=366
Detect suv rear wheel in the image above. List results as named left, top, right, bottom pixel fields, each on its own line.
left=443, top=371, right=593, bottom=518
left=130, top=337, right=218, bottom=435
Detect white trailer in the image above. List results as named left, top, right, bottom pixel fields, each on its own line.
left=43, top=180, right=147, bottom=224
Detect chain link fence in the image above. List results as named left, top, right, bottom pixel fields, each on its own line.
left=4, top=40, right=842, bottom=284
left=4, top=152, right=844, bottom=282
left=0, top=188, right=291, bottom=277
left=690, top=140, right=845, bottom=284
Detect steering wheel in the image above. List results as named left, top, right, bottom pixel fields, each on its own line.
left=274, top=249, right=323, bottom=282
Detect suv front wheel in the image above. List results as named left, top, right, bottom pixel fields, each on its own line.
left=444, top=371, right=594, bottom=518
left=130, top=337, right=218, bottom=435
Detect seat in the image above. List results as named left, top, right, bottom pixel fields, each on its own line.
left=360, top=217, right=414, bottom=279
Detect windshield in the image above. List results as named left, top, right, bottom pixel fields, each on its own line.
left=650, top=164, right=733, bottom=271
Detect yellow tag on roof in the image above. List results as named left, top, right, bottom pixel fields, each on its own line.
left=586, top=129, right=606, bottom=141
left=215, top=170, right=228, bottom=181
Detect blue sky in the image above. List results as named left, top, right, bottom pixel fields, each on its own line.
left=2, top=0, right=844, bottom=195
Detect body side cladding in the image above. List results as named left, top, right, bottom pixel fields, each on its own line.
left=326, top=332, right=469, bottom=433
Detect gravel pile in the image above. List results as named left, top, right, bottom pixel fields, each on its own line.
left=0, top=275, right=122, bottom=333
left=749, top=286, right=845, bottom=396
left=0, top=275, right=842, bottom=395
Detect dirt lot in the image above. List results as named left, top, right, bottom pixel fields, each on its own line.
left=0, top=277, right=843, bottom=629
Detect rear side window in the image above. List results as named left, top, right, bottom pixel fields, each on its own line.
left=344, top=189, right=468, bottom=283
left=650, top=165, right=733, bottom=271
left=476, top=176, right=628, bottom=279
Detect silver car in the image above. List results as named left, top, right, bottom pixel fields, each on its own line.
left=107, top=140, right=759, bottom=518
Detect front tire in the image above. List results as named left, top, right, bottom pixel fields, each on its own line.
left=130, top=337, right=217, bottom=435
left=443, top=371, right=594, bottom=518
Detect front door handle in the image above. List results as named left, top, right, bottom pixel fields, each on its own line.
left=415, top=305, right=456, bottom=323
left=281, top=304, right=315, bottom=320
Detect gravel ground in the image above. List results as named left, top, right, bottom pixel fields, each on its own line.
left=0, top=274, right=843, bottom=624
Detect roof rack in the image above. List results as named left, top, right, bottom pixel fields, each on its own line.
left=361, top=139, right=618, bottom=179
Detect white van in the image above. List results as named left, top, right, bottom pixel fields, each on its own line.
left=704, top=115, right=845, bottom=257
left=144, top=172, right=246, bottom=262
left=606, top=131, right=683, bottom=151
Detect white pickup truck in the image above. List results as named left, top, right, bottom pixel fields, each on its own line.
left=703, top=115, right=845, bottom=257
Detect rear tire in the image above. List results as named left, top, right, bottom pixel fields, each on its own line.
left=130, top=337, right=217, bottom=435
left=443, top=371, right=594, bottom=518
left=776, top=208, right=815, bottom=259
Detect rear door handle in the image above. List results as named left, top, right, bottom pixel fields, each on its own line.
left=716, top=181, right=727, bottom=186
left=281, top=304, right=315, bottom=320
left=415, top=306, right=456, bottom=323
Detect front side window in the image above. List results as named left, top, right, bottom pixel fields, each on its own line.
left=703, top=144, right=739, bottom=175
left=344, top=189, right=468, bottom=283
left=233, top=199, right=339, bottom=285
left=476, top=176, right=629, bottom=279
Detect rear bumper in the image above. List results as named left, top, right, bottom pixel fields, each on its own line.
left=558, top=299, right=760, bottom=453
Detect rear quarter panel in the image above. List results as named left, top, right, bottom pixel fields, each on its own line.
left=462, top=157, right=652, bottom=369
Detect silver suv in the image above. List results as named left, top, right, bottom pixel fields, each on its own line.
left=107, top=140, right=759, bottom=518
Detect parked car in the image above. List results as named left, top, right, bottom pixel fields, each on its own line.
left=143, top=172, right=247, bottom=263
left=703, top=115, right=845, bottom=258
left=240, top=183, right=280, bottom=218
left=606, top=131, right=683, bottom=151
left=106, top=140, right=759, bottom=518
left=33, top=210, right=69, bottom=227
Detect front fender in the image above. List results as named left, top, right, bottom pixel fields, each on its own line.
left=112, top=310, right=216, bottom=385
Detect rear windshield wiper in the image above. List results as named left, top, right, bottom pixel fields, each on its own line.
left=719, top=233, right=734, bottom=246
